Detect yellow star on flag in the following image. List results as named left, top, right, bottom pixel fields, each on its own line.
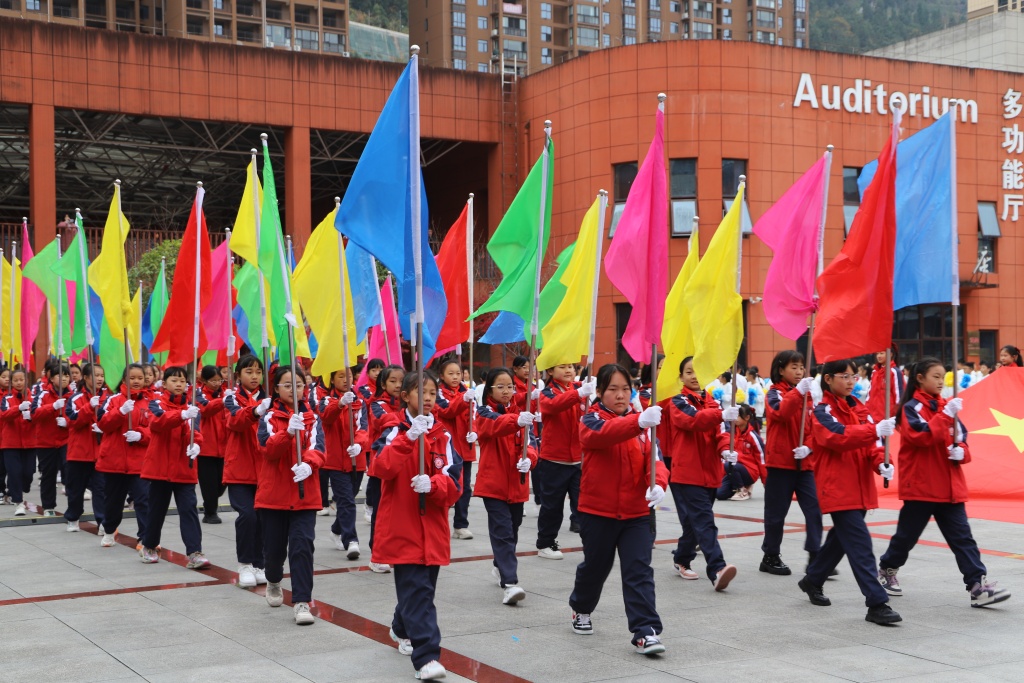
left=974, top=409, right=1024, bottom=453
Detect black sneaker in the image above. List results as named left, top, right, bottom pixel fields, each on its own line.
left=569, top=520, right=580, bottom=534
left=571, top=611, right=593, bottom=635
left=798, top=577, right=831, bottom=606
left=632, top=634, right=665, bottom=655
left=865, top=603, right=902, bottom=625
left=203, top=513, right=222, bottom=524
left=759, top=553, right=792, bottom=576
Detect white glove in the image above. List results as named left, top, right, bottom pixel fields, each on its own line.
left=531, top=388, right=541, bottom=401
left=878, top=463, right=895, bottom=480
left=536, top=378, right=546, bottom=392
left=181, top=405, right=200, bottom=421
left=577, top=378, right=597, bottom=399
left=466, top=431, right=478, bottom=444
left=517, top=412, right=537, bottom=428
left=516, top=457, right=531, bottom=473
left=793, top=445, right=811, bottom=460
left=722, top=406, right=740, bottom=422
left=721, top=450, right=738, bottom=464
left=124, top=430, right=142, bottom=443
left=463, top=387, right=477, bottom=403
left=186, top=443, right=200, bottom=460
left=52, top=398, right=66, bottom=411
left=19, top=400, right=31, bottom=411
left=411, top=474, right=432, bottom=493
left=119, top=399, right=135, bottom=415
left=153, top=380, right=163, bottom=389
left=255, top=397, right=272, bottom=416
left=340, top=391, right=357, bottom=406
left=636, top=406, right=661, bottom=429
left=646, top=484, right=666, bottom=508
left=284, top=312, right=298, bottom=328
left=796, top=377, right=815, bottom=396
left=407, top=414, right=434, bottom=440
left=948, top=445, right=965, bottom=462
left=291, top=462, right=312, bottom=482
left=943, top=398, right=963, bottom=418
left=631, top=395, right=643, bottom=415
left=287, top=413, right=305, bottom=435
left=21, top=411, right=31, bottom=421
left=56, top=417, right=67, bottom=428
left=90, top=395, right=100, bottom=408
left=91, top=424, right=102, bottom=434
left=347, top=444, right=362, bottom=457
left=875, top=417, right=896, bottom=438
left=68, top=382, right=77, bottom=394
left=222, top=388, right=235, bottom=399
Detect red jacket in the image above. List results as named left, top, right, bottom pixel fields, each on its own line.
left=0, top=390, right=34, bottom=450
left=433, top=382, right=473, bottom=462
left=810, top=391, right=885, bottom=514
left=371, top=413, right=463, bottom=566
left=96, top=390, right=152, bottom=475
left=578, top=402, right=669, bottom=520
left=196, top=385, right=226, bottom=458
left=318, top=388, right=369, bottom=473
left=357, top=377, right=377, bottom=402
left=513, top=375, right=530, bottom=411
left=764, top=381, right=814, bottom=470
left=142, top=393, right=203, bottom=484
left=222, top=386, right=265, bottom=486
left=638, top=384, right=652, bottom=410
left=538, top=379, right=584, bottom=464
left=866, top=362, right=904, bottom=423
left=897, top=390, right=971, bottom=504
left=368, top=394, right=403, bottom=451
left=65, top=388, right=105, bottom=463
left=32, top=383, right=72, bottom=448
left=669, top=388, right=724, bottom=488
left=473, top=399, right=537, bottom=504
left=716, top=423, right=768, bottom=484
left=255, top=400, right=326, bottom=511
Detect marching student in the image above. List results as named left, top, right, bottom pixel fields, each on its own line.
left=474, top=367, right=539, bottom=605
left=760, top=350, right=823, bottom=577
left=798, top=359, right=902, bottom=625
left=866, top=346, right=904, bottom=423
left=138, top=366, right=210, bottom=569
left=1, top=368, right=34, bottom=516
left=668, top=356, right=739, bottom=589
left=318, top=367, right=368, bottom=560
left=96, top=364, right=152, bottom=548
left=569, top=363, right=670, bottom=656
left=714, top=404, right=767, bottom=501
left=876, top=357, right=1010, bottom=608
left=222, top=354, right=270, bottom=588
left=195, top=365, right=228, bottom=524
left=256, top=366, right=326, bottom=626
left=357, top=358, right=386, bottom=402
left=998, top=344, right=1023, bottom=368
left=511, top=355, right=531, bottom=410
left=374, top=371, right=463, bottom=681
left=63, top=363, right=108, bottom=531
left=432, top=358, right=476, bottom=540
left=637, top=355, right=664, bottom=410
left=535, top=363, right=593, bottom=559
left=142, top=364, right=157, bottom=390
left=365, top=364, right=406, bottom=573
left=31, top=362, right=73, bottom=516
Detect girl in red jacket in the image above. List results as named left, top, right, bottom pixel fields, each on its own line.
left=668, top=356, right=739, bottom=589
left=64, top=363, right=107, bottom=532
left=1, top=368, right=33, bottom=515
left=374, top=371, right=462, bottom=681
left=357, top=358, right=385, bottom=402
left=222, top=354, right=270, bottom=588
left=256, top=366, right=326, bottom=626
left=570, top=363, right=669, bottom=655
left=96, top=364, right=152, bottom=549
left=866, top=346, right=904, bottom=423
left=877, top=357, right=1010, bottom=608
left=195, top=365, right=227, bottom=524
left=365, top=364, right=405, bottom=573
left=433, top=358, right=476, bottom=540
left=714, top=404, right=767, bottom=501
left=0, top=367, right=8, bottom=505
left=139, top=366, right=210, bottom=569
left=799, top=359, right=901, bottom=625
left=760, top=349, right=823, bottom=577
left=474, top=367, right=539, bottom=606
left=30, top=362, right=72, bottom=516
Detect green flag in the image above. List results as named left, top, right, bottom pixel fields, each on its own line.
left=51, top=219, right=92, bottom=353
left=535, top=242, right=574, bottom=349
left=472, top=137, right=554, bottom=325
left=24, top=239, right=73, bottom=353
left=148, top=260, right=169, bottom=365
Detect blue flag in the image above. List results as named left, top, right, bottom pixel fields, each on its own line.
left=479, top=311, right=526, bottom=345
left=859, top=112, right=956, bottom=310
left=231, top=304, right=255, bottom=355
left=346, top=243, right=383, bottom=334
left=335, top=56, right=447, bottom=362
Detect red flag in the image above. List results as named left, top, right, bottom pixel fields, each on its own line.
left=813, top=114, right=900, bottom=362
left=151, top=187, right=213, bottom=365
left=432, top=203, right=471, bottom=354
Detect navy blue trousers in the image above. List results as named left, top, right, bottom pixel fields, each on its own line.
left=671, top=483, right=726, bottom=580
left=102, top=472, right=149, bottom=540
left=367, top=475, right=381, bottom=550
left=260, top=508, right=316, bottom=603
left=569, top=511, right=662, bottom=641
left=535, top=459, right=580, bottom=549
left=806, top=509, right=888, bottom=607
left=328, top=469, right=364, bottom=546
left=453, top=461, right=473, bottom=530
left=880, top=500, right=987, bottom=587
left=761, top=467, right=823, bottom=555
left=482, top=497, right=524, bottom=586
left=715, top=463, right=754, bottom=500
left=142, top=480, right=202, bottom=555
left=64, top=460, right=105, bottom=524
left=392, top=564, right=442, bottom=670
left=36, top=446, right=65, bottom=511
left=2, top=448, right=34, bottom=502
left=228, top=484, right=264, bottom=568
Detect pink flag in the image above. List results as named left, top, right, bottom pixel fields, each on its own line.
left=201, top=241, right=232, bottom=350
left=356, top=276, right=403, bottom=386
left=603, top=105, right=668, bottom=362
left=753, top=154, right=829, bottom=341
left=20, top=223, right=46, bottom=363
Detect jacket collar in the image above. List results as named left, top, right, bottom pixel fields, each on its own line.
left=912, top=388, right=942, bottom=412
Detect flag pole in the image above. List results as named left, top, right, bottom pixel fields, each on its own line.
left=588, top=190, right=608, bottom=370
left=284, top=235, right=305, bottom=499
left=251, top=146, right=271, bottom=396
left=797, top=145, right=833, bottom=470
left=371, top=254, right=392, bottom=363
left=466, top=193, right=474, bottom=382
left=56, top=233, right=67, bottom=412
left=648, top=94, right=668, bottom=532
left=883, top=346, right=892, bottom=488
left=114, top=180, right=133, bottom=430
left=75, top=208, right=96, bottom=370
left=225, top=228, right=235, bottom=389
left=0, top=246, right=4, bottom=368
left=728, top=176, right=747, bottom=460
left=9, top=240, right=16, bottom=367
left=522, top=119, right=552, bottom=485
left=410, top=46, right=427, bottom=514
left=949, top=108, right=961, bottom=401
left=334, top=197, right=358, bottom=467
left=187, top=181, right=205, bottom=468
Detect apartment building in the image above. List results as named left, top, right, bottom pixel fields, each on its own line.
left=411, top=0, right=807, bottom=75
left=968, top=0, right=1024, bottom=19
left=0, top=0, right=349, bottom=55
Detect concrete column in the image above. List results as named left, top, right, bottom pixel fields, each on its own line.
left=29, top=104, right=57, bottom=369
left=284, top=125, right=311, bottom=256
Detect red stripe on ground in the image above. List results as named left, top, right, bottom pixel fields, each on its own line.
left=0, top=580, right=230, bottom=607
left=869, top=532, right=1024, bottom=560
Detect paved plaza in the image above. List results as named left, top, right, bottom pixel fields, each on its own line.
left=2, top=480, right=1022, bottom=683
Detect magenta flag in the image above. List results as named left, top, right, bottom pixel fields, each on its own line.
left=20, top=224, right=46, bottom=364
left=356, top=276, right=403, bottom=387
left=603, top=105, right=668, bottom=362
left=201, top=241, right=232, bottom=350
left=752, top=154, right=829, bottom=341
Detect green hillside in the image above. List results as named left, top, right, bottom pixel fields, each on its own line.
left=810, top=0, right=967, bottom=54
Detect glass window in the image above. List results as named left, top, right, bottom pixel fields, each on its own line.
left=540, top=1, right=551, bottom=18
left=723, top=197, right=754, bottom=235
left=722, top=159, right=746, bottom=199
left=649, top=17, right=661, bottom=32
left=693, top=22, right=712, bottom=37
left=478, top=62, right=490, bottom=72
left=603, top=11, right=609, bottom=24
left=578, top=26, right=599, bottom=46
left=478, top=39, right=488, bottom=52
left=26, top=0, right=40, bottom=10
left=624, top=13, right=635, bottom=28
left=541, top=25, right=552, bottom=41
left=454, top=58, right=467, bottom=70
left=978, top=201, right=1001, bottom=237
left=611, top=162, right=639, bottom=236
left=478, top=0, right=487, bottom=6
left=453, top=35, right=467, bottom=50
left=452, top=11, right=466, bottom=27
left=670, top=21, right=678, bottom=33
left=541, top=47, right=552, bottom=64
left=843, top=206, right=858, bottom=235
left=843, top=167, right=861, bottom=204
left=624, top=34, right=636, bottom=44
left=670, top=158, right=696, bottom=199
left=978, top=202, right=999, bottom=275
left=295, top=28, right=318, bottom=50
left=477, top=16, right=487, bottom=29
left=602, top=33, right=610, bottom=46
left=671, top=200, right=697, bottom=237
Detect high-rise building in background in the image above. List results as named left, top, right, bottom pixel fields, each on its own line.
left=968, top=0, right=1024, bottom=20
left=411, top=0, right=807, bottom=75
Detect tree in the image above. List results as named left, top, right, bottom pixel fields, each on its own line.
left=128, top=239, right=181, bottom=301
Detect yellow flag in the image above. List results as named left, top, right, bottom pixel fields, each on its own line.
left=294, top=208, right=366, bottom=380
left=536, top=197, right=602, bottom=370
left=88, top=184, right=131, bottom=342
left=682, top=184, right=745, bottom=387
left=657, top=225, right=700, bottom=400
left=1, top=253, right=23, bottom=364
left=229, top=158, right=264, bottom=265
left=129, top=285, right=142, bottom=363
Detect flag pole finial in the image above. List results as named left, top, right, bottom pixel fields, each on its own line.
left=468, top=192, right=474, bottom=199
left=196, top=181, right=203, bottom=188
left=410, top=44, right=420, bottom=55
left=658, top=92, right=667, bottom=102
left=251, top=147, right=258, bottom=155
left=739, top=174, right=746, bottom=184
left=544, top=119, right=552, bottom=127
left=334, top=196, right=341, bottom=205
left=826, top=144, right=834, bottom=152
left=114, top=179, right=121, bottom=186
left=260, top=133, right=268, bottom=142
left=22, top=216, right=27, bottom=222
left=56, top=233, right=61, bottom=241
left=599, top=189, right=608, bottom=196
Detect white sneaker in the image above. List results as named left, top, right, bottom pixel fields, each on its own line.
left=14, top=502, right=26, bottom=517
left=101, top=532, right=116, bottom=547
left=57, top=472, right=62, bottom=484
left=502, top=585, right=526, bottom=605
left=330, top=532, right=346, bottom=551
left=66, top=520, right=79, bottom=532
left=317, top=507, right=330, bottom=516
left=368, top=561, right=392, bottom=574
left=255, top=567, right=268, bottom=585
left=266, top=582, right=284, bottom=607
left=491, top=566, right=502, bottom=586
left=415, top=660, right=446, bottom=680
left=61, top=486, right=67, bottom=496
left=238, top=564, right=257, bottom=588
left=538, top=544, right=564, bottom=560
left=389, top=627, right=413, bottom=656
left=84, top=490, right=92, bottom=501
left=346, top=541, right=360, bottom=560
left=364, top=505, right=373, bottom=523
left=452, top=528, right=474, bottom=540
left=293, top=602, right=315, bottom=625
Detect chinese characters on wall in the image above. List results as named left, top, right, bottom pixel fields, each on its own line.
left=1002, top=88, right=1024, bottom=221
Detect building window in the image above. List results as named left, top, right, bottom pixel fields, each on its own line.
left=295, top=28, right=317, bottom=49
left=214, top=20, right=226, bottom=34
left=478, top=62, right=490, bottom=72
left=670, top=21, right=678, bottom=33
left=670, top=1, right=680, bottom=11
left=477, top=16, right=487, bottom=29
left=187, top=18, right=205, bottom=34
left=649, top=17, right=660, bottom=33
left=842, top=167, right=861, bottom=234
left=624, top=13, right=635, bottom=29
left=577, top=26, right=599, bottom=46
left=722, top=159, right=751, bottom=235
left=602, top=33, right=610, bottom=46
left=502, top=15, right=526, bottom=35
left=611, top=162, right=639, bottom=237
left=140, top=3, right=150, bottom=18
left=424, top=18, right=428, bottom=30
left=795, top=37, right=804, bottom=47
left=795, top=16, right=806, bottom=32
left=720, top=8, right=731, bottom=23
left=720, top=28, right=732, bottom=39
left=453, top=34, right=467, bottom=51
left=693, top=0, right=712, bottom=19
left=294, top=6, right=311, bottom=23
left=478, top=0, right=487, bottom=6
left=694, top=22, right=713, bottom=38
left=893, top=305, right=964, bottom=366
left=541, top=47, right=552, bottom=64
left=541, top=25, right=552, bottom=41
left=603, top=11, right=610, bottom=24
left=323, top=31, right=346, bottom=52
left=671, top=158, right=697, bottom=237
left=478, top=39, right=488, bottom=52
left=624, top=34, right=636, bottom=44
left=574, top=3, right=599, bottom=24
left=26, top=0, right=40, bottom=10
left=756, top=30, right=775, bottom=43
left=452, top=11, right=466, bottom=27
left=615, top=303, right=635, bottom=368
left=977, top=201, right=1000, bottom=275
left=649, top=0, right=659, bottom=9
left=795, top=0, right=806, bottom=11
left=454, top=58, right=467, bottom=69
left=540, top=1, right=551, bottom=18
left=978, top=330, right=998, bottom=366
